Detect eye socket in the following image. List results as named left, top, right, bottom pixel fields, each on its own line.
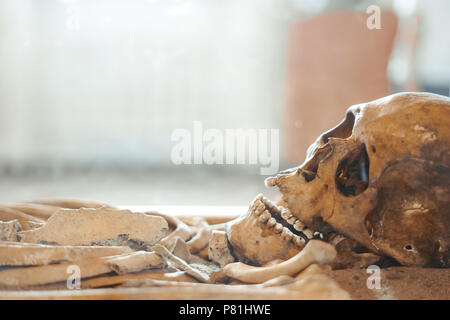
left=335, top=145, right=370, bottom=196
left=322, top=111, right=355, bottom=144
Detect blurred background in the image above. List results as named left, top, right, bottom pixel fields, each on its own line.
left=0, top=0, right=449, bottom=206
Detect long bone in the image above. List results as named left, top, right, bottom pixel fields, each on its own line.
left=222, top=240, right=337, bottom=284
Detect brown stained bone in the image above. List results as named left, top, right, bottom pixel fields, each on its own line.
left=221, top=240, right=336, bottom=284
left=30, top=198, right=114, bottom=209
left=0, top=243, right=132, bottom=266
left=105, top=251, right=165, bottom=275
left=0, top=220, right=22, bottom=242
left=331, top=237, right=380, bottom=269
left=208, top=230, right=235, bottom=267
left=0, top=206, right=45, bottom=230
left=18, top=207, right=168, bottom=246
left=266, top=92, right=450, bottom=267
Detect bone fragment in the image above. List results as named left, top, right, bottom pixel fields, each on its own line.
left=208, top=230, right=235, bottom=267
left=26, top=221, right=45, bottom=230
left=222, top=240, right=337, bottom=284
left=0, top=206, right=44, bottom=230
left=149, top=211, right=194, bottom=248
left=171, top=237, right=191, bottom=262
left=187, top=228, right=212, bottom=253
left=18, top=207, right=168, bottom=246
left=0, top=220, right=22, bottom=242
left=152, top=244, right=211, bottom=283
left=0, top=243, right=132, bottom=266
left=30, top=198, right=113, bottom=209
left=105, top=251, right=165, bottom=275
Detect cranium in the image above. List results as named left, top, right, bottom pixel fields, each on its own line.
left=262, top=92, right=449, bottom=267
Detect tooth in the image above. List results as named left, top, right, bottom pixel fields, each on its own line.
left=293, top=220, right=305, bottom=231
left=287, top=216, right=296, bottom=225
left=264, top=177, right=277, bottom=188
left=267, top=217, right=277, bottom=227
left=302, top=229, right=314, bottom=239
left=274, top=223, right=283, bottom=234
left=281, top=210, right=290, bottom=220
left=293, top=236, right=305, bottom=247
left=259, top=211, right=271, bottom=223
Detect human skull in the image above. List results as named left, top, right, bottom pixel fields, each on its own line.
left=265, top=92, right=449, bottom=267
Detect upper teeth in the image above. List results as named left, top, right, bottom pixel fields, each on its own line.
left=281, top=209, right=290, bottom=219
left=287, top=216, right=297, bottom=225
left=293, top=220, right=306, bottom=231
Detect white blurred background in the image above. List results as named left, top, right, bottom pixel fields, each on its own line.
left=0, top=0, right=448, bottom=206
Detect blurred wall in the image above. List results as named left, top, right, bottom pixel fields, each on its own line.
left=0, top=0, right=286, bottom=168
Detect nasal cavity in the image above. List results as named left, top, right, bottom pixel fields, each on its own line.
left=322, top=111, right=355, bottom=144
left=335, top=144, right=370, bottom=196
left=301, top=144, right=331, bottom=182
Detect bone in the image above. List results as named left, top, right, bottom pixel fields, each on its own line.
left=222, top=240, right=337, bottom=284
left=152, top=244, right=211, bottom=283
left=171, top=237, right=191, bottom=262
left=105, top=251, right=165, bottom=275
left=3, top=203, right=61, bottom=220
left=0, top=257, right=111, bottom=288
left=150, top=212, right=194, bottom=249
left=123, top=275, right=295, bottom=289
left=208, top=230, right=235, bottom=267
left=264, top=176, right=278, bottom=188
left=29, top=199, right=113, bottom=209
left=186, top=228, right=212, bottom=254
left=0, top=243, right=132, bottom=266
left=18, top=207, right=168, bottom=246
left=0, top=206, right=45, bottom=230
left=258, top=210, right=271, bottom=223
left=0, top=220, right=22, bottom=242
left=0, top=280, right=351, bottom=299
left=81, top=270, right=198, bottom=288
left=26, top=221, right=45, bottom=230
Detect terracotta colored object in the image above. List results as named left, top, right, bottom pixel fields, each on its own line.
left=284, top=10, right=398, bottom=163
